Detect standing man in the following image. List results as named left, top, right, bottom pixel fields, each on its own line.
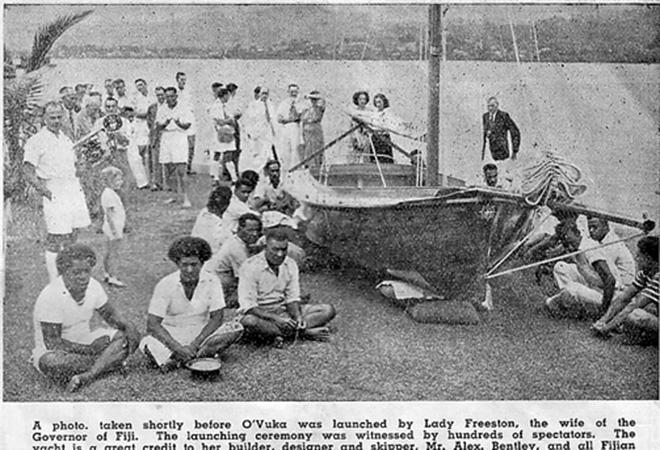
left=226, top=82, right=242, bottom=171
left=482, top=96, right=520, bottom=162
left=132, top=79, right=152, bottom=170
left=147, top=86, right=166, bottom=190
left=113, top=79, right=130, bottom=109
left=238, top=227, right=336, bottom=347
left=276, top=83, right=303, bottom=171
left=208, top=87, right=239, bottom=183
left=103, top=78, right=115, bottom=105
left=59, top=86, right=78, bottom=139
left=23, top=101, right=91, bottom=281
left=241, top=87, right=276, bottom=172
left=175, top=72, right=197, bottom=175
left=156, top=87, right=193, bottom=207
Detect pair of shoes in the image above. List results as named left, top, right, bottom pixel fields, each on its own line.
left=104, top=275, right=126, bottom=287
left=182, top=201, right=192, bottom=208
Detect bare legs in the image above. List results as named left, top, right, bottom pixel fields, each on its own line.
left=38, top=331, right=129, bottom=392
left=240, top=304, right=336, bottom=343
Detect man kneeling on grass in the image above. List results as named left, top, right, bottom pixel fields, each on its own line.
left=592, top=236, right=658, bottom=345
left=238, top=226, right=336, bottom=348
left=140, top=237, right=243, bottom=371
left=31, top=244, right=140, bottom=392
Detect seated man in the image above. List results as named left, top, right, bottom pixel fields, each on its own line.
left=546, top=221, right=617, bottom=319
left=238, top=227, right=336, bottom=347
left=250, top=159, right=298, bottom=216
left=586, top=215, right=636, bottom=288
left=220, top=176, right=260, bottom=238
left=31, top=244, right=140, bottom=392
left=592, top=236, right=658, bottom=344
left=205, top=213, right=263, bottom=307
left=191, top=185, right=233, bottom=254
left=140, top=237, right=243, bottom=371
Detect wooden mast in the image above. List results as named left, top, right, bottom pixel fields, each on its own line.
left=427, top=4, right=442, bottom=186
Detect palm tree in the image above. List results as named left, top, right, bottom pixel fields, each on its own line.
left=3, top=10, right=93, bottom=204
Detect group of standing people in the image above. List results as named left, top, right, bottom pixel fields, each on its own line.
left=210, top=82, right=327, bottom=182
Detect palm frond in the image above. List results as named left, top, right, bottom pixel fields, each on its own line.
left=27, top=10, right=93, bottom=72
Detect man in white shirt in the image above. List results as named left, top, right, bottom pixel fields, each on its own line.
left=140, top=237, right=242, bottom=371
left=546, top=220, right=618, bottom=319
left=205, top=213, right=262, bottom=305
left=31, top=244, right=140, bottom=392
left=175, top=71, right=197, bottom=175
left=586, top=216, right=636, bottom=287
left=23, top=101, right=92, bottom=281
left=113, top=79, right=130, bottom=109
left=241, top=87, right=276, bottom=172
left=156, top=87, right=193, bottom=207
left=207, top=87, right=239, bottom=183
left=132, top=78, right=152, bottom=169
left=276, top=83, right=304, bottom=171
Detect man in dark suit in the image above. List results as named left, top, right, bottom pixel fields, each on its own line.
left=482, top=97, right=521, bottom=161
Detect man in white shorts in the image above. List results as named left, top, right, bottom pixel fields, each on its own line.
left=175, top=72, right=197, bottom=175
left=140, top=237, right=243, bottom=371
left=156, top=86, right=193, bottom=207
left=31, top=244, right=140, bottom=392
left=23, top=101, right=92, bottom=282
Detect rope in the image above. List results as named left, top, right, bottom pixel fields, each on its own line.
left=485, top=231, right=645, bottom=281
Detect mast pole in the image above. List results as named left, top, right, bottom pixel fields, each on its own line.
left=427, top=3, right=441, bottom=186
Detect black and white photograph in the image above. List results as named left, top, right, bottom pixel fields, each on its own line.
left=2, top=3, right=658, bottom=406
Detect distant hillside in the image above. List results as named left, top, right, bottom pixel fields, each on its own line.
left=4, top=4, right=659, bottom=63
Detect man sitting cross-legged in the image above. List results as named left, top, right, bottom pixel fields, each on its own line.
left=31, top=244, right=140, bottom=392
left=592, top=236, right=658, bottom=345
left=238, top=226, right=336, bottom=348
left=140, top=237, right=243, bottom=371
left=204, top=213, right=263, bottom=308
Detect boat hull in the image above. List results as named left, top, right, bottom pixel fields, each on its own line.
left=301, top=187, right=535, bottom=301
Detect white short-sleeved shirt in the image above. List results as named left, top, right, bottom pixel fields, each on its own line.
left=132, top=92, right=153, bottom=144
left=205, top=234, right=250, bottom=279
left=101, top=187, right=126, bottom=239
left=157, top=102, right=194, bottom=163
left=238, top=252, right=300, bottom=313
left=576, top=236, right=623, bottom=287
left=191, top=207, right=228, bottom=254
left=600, top=230, right=636, bottom=287
left=221, top=195, right=259, bottom=237
left=33, top=277, right=108, bottom=352
left=148, top=270, right=225, bottom=332
left=23, top=127, right=77, bottom=181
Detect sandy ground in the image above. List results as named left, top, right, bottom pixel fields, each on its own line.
left=3, top=174, right=657, bottom=402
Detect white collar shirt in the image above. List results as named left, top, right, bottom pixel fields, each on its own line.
left=23, top=127, right=77, bottom=181
left=237, top=251, right=300, bottom=312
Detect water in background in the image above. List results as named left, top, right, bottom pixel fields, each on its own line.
left=43, top=58, right=659, bottom=221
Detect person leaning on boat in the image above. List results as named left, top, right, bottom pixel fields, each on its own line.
left=482, top=96, right=520, bottom=162
left=545, top=220, right=620, bottom=320
left=348, top=90, right=373, bottom=162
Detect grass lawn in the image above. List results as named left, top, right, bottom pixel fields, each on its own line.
left=3, top=174, right=657, bottom=401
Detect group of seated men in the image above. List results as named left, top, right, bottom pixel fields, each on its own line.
left=31, top=218, right=336, bottom=393
left=525, top=212, right=658, bottom=345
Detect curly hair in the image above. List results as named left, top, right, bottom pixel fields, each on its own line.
left=56, top=244, right=97, bottom=275
left=352, top=90, right=369, bottom=106
left=167, top=237, right=212, bottom=264
left=373, top=93, right=390, bottom=109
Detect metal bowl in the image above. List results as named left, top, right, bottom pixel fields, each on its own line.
left=185, top=358, right=222, bottom=380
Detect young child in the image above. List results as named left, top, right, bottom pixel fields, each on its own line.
left=100, top=166, right=127, bottom=287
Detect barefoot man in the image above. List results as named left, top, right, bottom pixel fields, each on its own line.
left=31, top=244, right=140, bottom=392
left=238, top=226, right=336, bottom=348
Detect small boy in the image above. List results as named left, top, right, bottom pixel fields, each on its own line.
left=100, top=166, right=127, bottom=287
